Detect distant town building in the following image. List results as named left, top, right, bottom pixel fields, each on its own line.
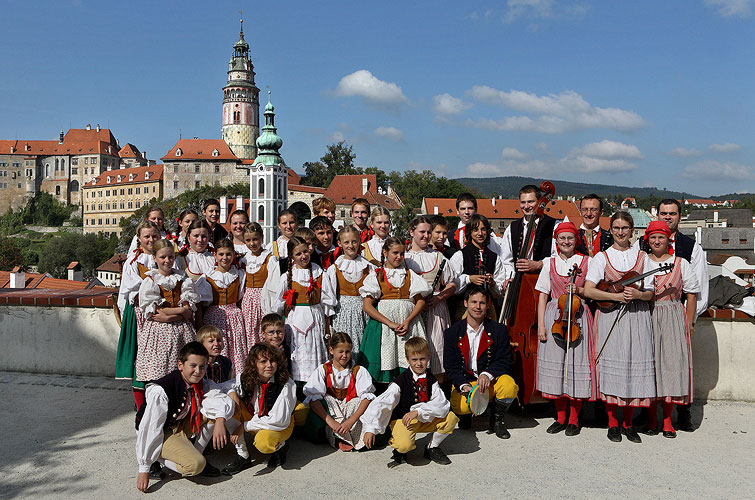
left=325, top=175, right=403, bottom=221
left=707, top=253, right=755, bottom=287
left=684, top=198, right=738, bottom=208
left=160, top=139, right=244, bottom=200
left=82, top=164, right=163, bottom=237
left=684, top=226, right=755, bottom=261
left=96, top=253, right=127, bottom=287
left=682, top=208, right=754, bottom=229
left=118, top=144, right=149, bottom=169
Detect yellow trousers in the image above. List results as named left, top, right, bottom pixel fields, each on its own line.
left=247, top=418, right=295, bottom=454
left=293, top=401, right=309, bottom=426
left=450, top=375, right=518, bottom=415
left=389, top=413, right=459, bottom=453
left=160, top=419, right=206, bottom=476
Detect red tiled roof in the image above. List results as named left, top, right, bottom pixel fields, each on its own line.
left=119, top=143, right=144, bottom=159
left=84, top=164, right=163, bottom=188
left=97, top=253, right=127, bottom=273
left=64, top=127, right=118, bottom=146
left=66, top=262, right=80, bottom=270
left=0, top=270, right=115, bottom=291
left=162, top=139, right=238, bottom=161
left=685, top=198, right=716, bottom=205
left=324, top=175, right=402, bottom=210
left=0, top=139, right=118, bottom=156
left=421, top=197, right=608, bottom=229
left=289, top=169, right=302, bottom=185
left=708, top=253, right=735, bottom=265
left=289, top=184, right=326, bottom=194
left=0, top=288, right=115, bottom=308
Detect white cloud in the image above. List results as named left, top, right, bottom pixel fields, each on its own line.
left=374, top=126, right=404, bottom=142
left=501, top=147, right=528, bottom=160
left=709, top=142, right=742, bottom=153
left=682, top=160, right=755, bottom=180
left=705, top=0, right=753, bottom=17
left=432, top=93, right=472, bottom=115
left=334, top=70, right=408, bottom=108
left=330, top=131, right=345, bottom=142
left=466, top=159, right=552, bottom=177
left=535, top=142, right=550, bottom=153
left=465, top=86, right=645, bottom=133
left=576, top=140, right=644, bottom=159
left=504, top=0, right=589, bottom=23
left=668, top=147, right=703, bottom=158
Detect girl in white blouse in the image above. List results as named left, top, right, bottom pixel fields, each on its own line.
left=303, top=332, right=376, bottom=451
left=362, top=206, right=392, bottom=266
left=176, top=220, right=215, bottom=283
left=239, top=222, right=277, bottom=343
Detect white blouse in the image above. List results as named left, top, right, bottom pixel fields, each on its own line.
left=138, top=269, right=200, bottom=318
left=358, top=267, right=432, bottom=300
left=117, top=250, right=155, bottom=313
left=135, top=379, right=234, bottom=473
left=448, top=247, right=507, bottom=296
left=178, top=250, right=215, bottom=277
left=274, top=264, right=334, bottom=331
left=227, top=374, right=297, bottom=433
left=363, top=235, right=387, bottom=262
left=322, top=255, right=375, bottom=308
left=360, top=371, right=450, bottom=435
left=265, top=236, right=290, bottom=259
left=240, top=249, right=273, bottom=274
left=586, top=246, right=644, bottom=285
left=195, top=268, right=246, bottom=305
left=302, top=363, right=376, bottom=405
left=642, top=255, right=700, bottom=295
left=535, top=254, right=590, bottom=295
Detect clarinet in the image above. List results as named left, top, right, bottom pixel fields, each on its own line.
left=476, top=249, right=488, bottom=293
left=431, top=259, right=447, bottom=292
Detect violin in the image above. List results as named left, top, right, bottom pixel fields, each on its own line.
left=595, top=263, right=674, bottom=311
left=552, top=264, right=582, bottom=343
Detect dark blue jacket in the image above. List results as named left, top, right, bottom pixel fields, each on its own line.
left=443, top=318, right=513, bottom=390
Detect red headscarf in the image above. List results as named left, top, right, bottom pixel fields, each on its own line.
left=553, top=221, right=579, bottom=238
left=644, top=220, right=671, bottom=242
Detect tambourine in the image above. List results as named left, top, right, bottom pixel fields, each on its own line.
left=465, top=384, right=489, bottom=416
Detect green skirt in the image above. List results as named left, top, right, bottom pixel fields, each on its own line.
left=114, top=303, right=144, bottom=390
left=358, top=319, right=402, bottom=383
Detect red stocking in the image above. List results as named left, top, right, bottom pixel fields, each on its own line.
left=568, top=400, right=583, bottom=426
left=662, top=402, right=675, bottom=432
left=646, top=401, right=658, bottom=430
left=606, top=403, right=619, bottom=428
left=554, top=397, right=567, bottom=424
left=622, top=406, right=635, bottom=429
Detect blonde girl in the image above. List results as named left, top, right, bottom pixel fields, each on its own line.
left=362, top=206, right=391, bottom=266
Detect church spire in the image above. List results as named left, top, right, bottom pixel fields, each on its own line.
left=255, top=89, right=284, bottom=164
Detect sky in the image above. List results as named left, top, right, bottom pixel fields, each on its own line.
left=0, top=0, right=753, bottom=196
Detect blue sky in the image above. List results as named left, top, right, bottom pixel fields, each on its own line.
left=0, top=0, right=753, bottom=196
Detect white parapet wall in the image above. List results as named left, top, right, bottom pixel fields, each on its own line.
left=0, top=305, right=120, bottom=377
left=693, top=318, right=755, bottom=402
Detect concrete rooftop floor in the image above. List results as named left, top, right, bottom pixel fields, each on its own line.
left=1, top=371, right=753, bottom=500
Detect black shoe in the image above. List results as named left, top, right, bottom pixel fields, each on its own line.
left=663, top=430, right=677, bottom=439
left=546, top=421, right=567, bottom=434
left=494, top=420, right=511, bottom=439
left=267, top=442, right=289, bottom=468
left=458, top=413, right=472, bottom=430
left=607, top=426, right=622, bottom=442
left=622, top=426, right=642, bottom=444
left=199, top=462, right=222, bottom=477
left=221, top=455, right=252, bottom=476
left=565, top=424, right=580, bottom=437
left=676, top=405, right=695, bottom=432
left=642, top=427, right=659, bottom=436
left=491, top=399, right=513, bottom=439
left=424, top=445, right=451, bottom=465
left=148, top=461, right=165, bottom=480
left=387, top=450, right=407, bottom=468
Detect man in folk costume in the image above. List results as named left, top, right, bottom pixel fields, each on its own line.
left=500, top=184, right=558, bottom=285
left=443, top=286, right=518, bottom=438
left=635, top=198, right=709, bottom=432
left=449, top=193, right=504, bottom=254
left=575, top=194, right=613, bottom=257
left=351, top=198, right=374, bottom=244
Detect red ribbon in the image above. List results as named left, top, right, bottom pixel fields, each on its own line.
left=282, top=289, right=297, bottom=308
left=669, top=239, right=675, bottom=256
left=307, top=277, right=321, bottom=294
left=376, top=268, right=393, bottom=290
left=129, top=247, right=143, bottom=264
left=360, top=227, right=375, bottom=244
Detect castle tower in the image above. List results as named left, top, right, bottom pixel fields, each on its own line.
left=249, top=91, right=288, bottom=243
left=221, top=18, right=260, bottom=160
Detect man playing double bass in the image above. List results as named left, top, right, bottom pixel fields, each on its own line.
left=576, top=194, right=613, bottom=257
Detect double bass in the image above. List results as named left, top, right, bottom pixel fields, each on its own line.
left=500, top=181, right=556, bottom=405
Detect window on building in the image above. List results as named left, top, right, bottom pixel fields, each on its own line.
left=128, top=188, right=133, bottom=195
left=212, top=149, right=219, bottom=157
left=12, top=162, right=20, bottom=167
left=173, top=181, right=179, bottom=190
left=258, top=205, right=264, bottom=222
left=98, top=219, right=102, bottom=225
left=175, top=148, right=182, bottom=157
left=136, top=201, right=141, bottom=208
left=56, top=186, right=60, bottom=195
left=98, top=204, right=102, bottom=211
left=128, top=202, right=132, bottom=209
left=61, top=159, right=65, bottom=168
left=195, top=165, right=200, bottom=173
left=45, top=165, right=49, bottom=177
left=120, top=202, right=124, bottom=209
left=214, top=165, right=220, bottom=173
left=25, top=160, right=32, bottom=166
left=84, top=158, right=89, bottom=164
left=72, top=167, right=78, bottom=175
left=98, top=190, right=102, bottom=197
left=18, top=183, right=22, bottom=189
left=259, top=178, right=265, bottom=196
left=174, top=165, right=178, bottom=173
left=105, top=190, right=110, bottom=197
left=152, top=186, right=156, bottom=193
left=136, top=187, right=140, bottom=194
left=195, top=181, right=200, bottom=189
left=741, top=239, right=748, bottom=245
left=120, top=189, right=124, bottom=195
left=340, top=209, right=346, bottom=217
left=722, top=239, right=729, bottom=244
left=91, top=157, right=97, bottom=164
left=72, top=158, right=78, bottom=165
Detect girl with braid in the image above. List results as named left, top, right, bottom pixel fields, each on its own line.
left=358, top=237, right=432, bottom=383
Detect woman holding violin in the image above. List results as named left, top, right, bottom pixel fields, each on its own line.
left=536, top=222, right=596, bottom=436
left=583, top=212, right=655, bottom=444
left=642, top=221, right=698, bottom=438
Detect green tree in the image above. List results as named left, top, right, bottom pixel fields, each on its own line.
left=38, top=232, right=118, bottom=279
left=302, top=141, right=359, bottom=187
left=0, top=237, right=24, bottom=270
left=388, top=170, right=471, bottom=209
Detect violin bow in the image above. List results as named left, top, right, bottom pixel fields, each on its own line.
left=595, top=303, right=628, bottom=365
left=563, top=264, right=580, bottom=388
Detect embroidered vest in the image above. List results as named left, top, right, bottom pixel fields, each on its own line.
left=576, top=227, right=613, bottom=257
left=509, top=215, right=557, bottom=261
left=378, top=270, right=412, bottom=300
left=207, top=276, right=241, bottom=305
left=362, top=241, right=380, bottom=266
left=135, top=370, right=195, bottom=430
left=157, top=279, right=183, bottom=307
left=246, top=254, right=272, bottom=288
left=290, top=275, right=322, bottom=305
left=136, top=262, right=150, bottom=279
left=323, top=363, right=360, bottom=402
left=335, top=265, right=370, bottom=296
left=391, top=369, right=436, bottom=421
left=461, top=244, right=497, bottom=276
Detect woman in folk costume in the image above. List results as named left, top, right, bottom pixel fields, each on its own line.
left=404, top=215, right=457, bottom=380
left=273, top=236, right=334, bottom=385
left=116, top=220, right=160, bottom=409
left=359, top=237, right=432, bottom=383
left=239, top=222, right=276, bottom=345
left=535, top=222, right=596, bottom=436
left=195, top=238, right=248, bottom=374
left=642, top=221, right=698, bottom=439
left=323, top=225, right=375, bottom=357
left=228, top=209, right=251, bottom=258
left=303, top=332, right=376, bottom=451
left=176, top=220, right=215, bottom=283
left=136, top=239, right=200, bottom=383
left=174, top=209, right=198, bottom=251
left=127, top=206, right=175, bottom=253
left=584, top=211, right=656, bottom=444
left=361, top=206, right=392, bottom=266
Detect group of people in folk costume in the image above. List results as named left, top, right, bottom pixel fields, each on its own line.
left=115, top=189, right=708, bottom=491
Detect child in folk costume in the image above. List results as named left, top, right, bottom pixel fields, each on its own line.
left=240, top=222, right=276, bottom=342
left=136, top=239, right=200, bottom=385
left=228, top=209, right=251, bottom=257
left=310, top=216, right=340, bottom=270
left=203, top=198, right=228, bottom=245
left=198, top=325, right=234, bottom=384
left=430, top=215, right=458, bottom=260
left=361, top=337, right=458, bottom=467
left=404, top=216, right=457, bottom=380
left=323, top=225, right=374, bottom=357
left=116, top=220, right=160, bottom=408
left=303, top=332, right=376, bottom=451
left=362, top=206, right=391, bottom=266
left=584, top=212, right=656, bottom=444
left=135, top=342, right=233, bottom=492
left=642, top=221, right=699, bottom=439
left=128, top=206, right=173, bottom=253
left=448, top=214, right=506, bottom=321
left=351, top=198, right=374, bottom=244
left=175, top=209, right=198, bottom=251
left=222, top=343, right=298, bottom=473
left=196, top=238, right=248, bottom=375
left=535, top=222, right=596, bottom=436
left=176, top=220, right=215, bottom=283
left=359, top=237, right=432, bottom=383
left=262, top=210, right=299, bottom=311
left=273, top=236, right=334, bottom=385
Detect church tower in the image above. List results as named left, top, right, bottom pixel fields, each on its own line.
left=221, top=19, right=260, bottom=160
left=249, top=91, right=288, bottom=243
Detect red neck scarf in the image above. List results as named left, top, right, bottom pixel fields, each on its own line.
left=415, top=378, right=429, bottom=402
left=360, top=227, right=375, bottom=244
left=188, top=381, right=204, bottom=435
left=258, top=382, right=270, bottom=417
